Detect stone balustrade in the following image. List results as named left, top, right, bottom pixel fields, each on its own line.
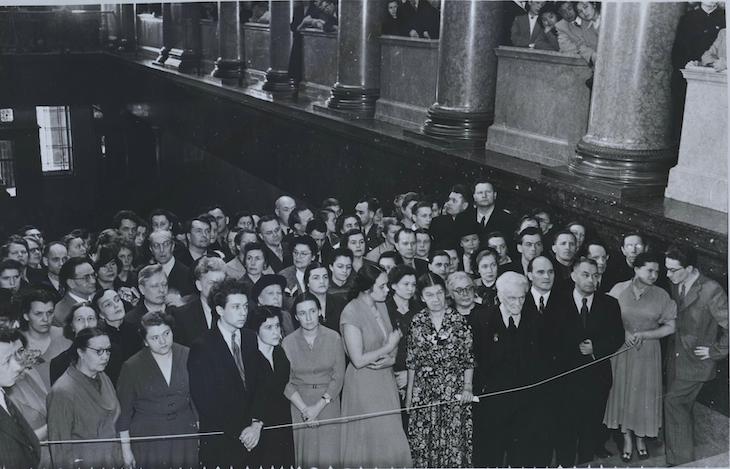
left=375, top=35, right=439, bottom=129
left=243, top=22, right=270, bottom=81
left=487, top=46, right=593, bottom=166
left=299, top=29, right=337, bottom=99
left=665, top=67, right=728, bottom=212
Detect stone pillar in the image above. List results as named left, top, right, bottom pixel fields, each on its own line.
left=568, top=2, right=685, bottom=195
left=421, top=0, right=504, bottom=145
left=262, top=0, right=295, bottom=93
left=153, top=3, right=174, bottom=65
left=325, top=0, right=382, bottom=117
left=212, top=1, right=243, bottom=83
left=163, top=3, right=201, bottom=73
left=118, top=3, right=136, bottom=52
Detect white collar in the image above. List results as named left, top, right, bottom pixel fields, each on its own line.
left=573, top=289, right=594, bottom=312
left=530, top=287, right=551, bottom=307
left=68, top=291, right=90, bottom=303
left=499, top=304, right=521, bottom=328
left=161, top=256, right=175, bottom=275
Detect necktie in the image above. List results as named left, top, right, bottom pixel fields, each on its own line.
left=680, top=283, right=686, bottom=298
left=508, top=316, right=517, bottom=331
left=230, top=332, right=247, bottom=390
left=580, top=297, right=588, bottom=328
left=480, top=216, right=486, bottom=227
left=539, top=296, right=545, bottom=315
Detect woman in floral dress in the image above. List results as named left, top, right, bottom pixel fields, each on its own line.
left=406, top=273, right=474, bottom=467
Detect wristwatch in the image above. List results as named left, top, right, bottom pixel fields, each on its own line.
left=321, top=393, right=332, bottom=405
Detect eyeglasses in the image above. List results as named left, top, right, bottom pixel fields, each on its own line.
left=150, top=241, right=173, bottom=251
left=666, top=266, right=685, bottom=274
left=452, top=286, right=475, bottom=295
left=73, top=272, right=97, bottom=282
left=85, top=346, right=112, bottom=357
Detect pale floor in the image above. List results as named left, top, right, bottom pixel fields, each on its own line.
left=585, top=403, right=729, bottom=468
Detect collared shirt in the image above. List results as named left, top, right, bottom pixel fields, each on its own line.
left=500, top=303, right=521, bottom=328
left=530, top=287, right=551, bottom=310
left=573, top=289, right=595, bottom=313
left=161, top=256, right=176, bottom=277
left=201, top=300, right=213, bottom=328
left=574, top=16, right=583, bottom=26
left=0, top=388, right=8, bottom=413
left=69, top=291, right=90, bottom=304
left=48, top=275, right=60, bottom=292
left=295, top=270, right=306, bottom=292
left=588, top=14, right=601, bottom=30
left=681, top=270, right=700, bottom=297
left=476, top=205, right=495, bottom=226
left=528, top=13, right=539, bottom=35
left=218, top=319, right=240, bottom=357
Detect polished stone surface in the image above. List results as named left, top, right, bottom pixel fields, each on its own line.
left=136, top=13, right=163, bottom=56
left=422, top=0, right=504, bottom=141
left=300, top=29, right=337, bottom=99
left=487, top=47, right=592, bottom=166
left=200, top=19, right=217, bottom=73
left=572, top=2, right=685, bottom=188
left=243, top=22, right=269, bottom=80
left=666, top=68, right=728, bottom=212
left=327, top=0, right=381, bottom=115
left=212, top=1, right=242, bottom=82
left=375, top=35, right=438, bottom=128
left=119, top=4, right=136, bottom=49
left=263, top=0, right=294, bottom=91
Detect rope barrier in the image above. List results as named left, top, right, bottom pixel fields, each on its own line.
left=41, top=343, right=634, bottom=446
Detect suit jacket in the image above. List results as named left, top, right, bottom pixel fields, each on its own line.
left=430, top=212, right=471, bottom=250
left=398, top=0, right=440, bottom=39
left=534, top=26, right=560, bottom=51
left=511, top=13, right=543, bottom=47
left=124, top=301, right=150, bottom=326
left=188, top=326, right=266, bottom=469
left=668, top=273, right=729, bottom=382
left=556, top=18, right=598, bottom=63
left=51, top=292, right=84, bottom=328
left=263, top=245, right=293, bottom=274
left=278, top=265, right=304, bottom=298
left=465, top=207, right=516, bottom=248
left=0, top=393, right=41, bottom=469
left=522, top=289, right=577, bottom=376
left=563, top=291, right=625, bottom=388
left=474, top=305, right=544, bottom=393
left=170, top=297, right=218, bottom=347
left=321, top=293, right=348, bottom=333
left=167, top=259, right=195, bottom=297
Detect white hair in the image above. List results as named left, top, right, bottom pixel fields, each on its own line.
left=496, top=271, right=529, bottom=293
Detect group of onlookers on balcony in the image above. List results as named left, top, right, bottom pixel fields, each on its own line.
left=293, top=0, right=339, bottom=33
left=382, top=0, right=440, bottom=39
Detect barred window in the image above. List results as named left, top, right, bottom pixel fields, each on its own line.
left=36, top=105, right=73, bottom=174
left=0, top=139, right=16, bottom=196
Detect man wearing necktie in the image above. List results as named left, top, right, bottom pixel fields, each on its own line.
left=664, top=245, right=728, bottom=466
left=472, top=272, right=543, bottom=467
left=524, top=256, right=579, bottom=466
left=510, top=1, right=546, bottom=48
left=0, top=327, right=41, bottom=469
left=188, top=279, right=266, bottom=469
left=554, top=257, right=624, bottom=466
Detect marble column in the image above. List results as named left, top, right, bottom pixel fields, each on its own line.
left=421, top=0, right=504, bottom=145
left=325, top=0, right=382, bottom=117
left=153, top=3, right=174, bottom=65
left=262, top=0, right=295, bottom=92
left=568, top=2, right=685, bottom=193
left=163, top=3, right=201, bottom=73
left=212, top=1, right=243, bottom=82
left=118, top=3, right=136, bottom=52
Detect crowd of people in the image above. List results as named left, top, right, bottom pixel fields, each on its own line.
left=0, top=178, right=727, bottom=469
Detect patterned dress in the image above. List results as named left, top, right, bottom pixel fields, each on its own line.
left=407, top=308, right=474, bottom=467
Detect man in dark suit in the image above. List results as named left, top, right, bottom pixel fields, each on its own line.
left=430, top=184, right=471, bottom=250
left=394, top=228, right=429, bottom=277
left=550, top=229, right=577, bottom=295
left=0, top=327, right=41, bottom=469
left=664, top=244, right=728, bottom=466
left=511, top=0, right=545, bottom=47
left=557, top=257, right=625, bottom=466
left=51, top=257, right=97, bottom=327
left=126, top=264, right=168, bottom=325
left=258, top=216, right=293, bottom=273
left=149, top=229, right=195, bottom=297
left=354, top=197, right=384, bottom=251
left=170, top=256, right=226, bottom=347
left=174, top=216, right=215, bottom=268
left=398, top=0, right=440, bottom=39
left=470, top=180, right=516, bottom=248
left=33, top=241, right=67, bottom=300
left=524, top=255, right=579, bottom=466
left=585, top=240, right=610, bottom=293
left=472, top=271, right=544, bottom=468
left=602, top=232, right=644, bottom=292
left=188, top=278, right=267, bottom=469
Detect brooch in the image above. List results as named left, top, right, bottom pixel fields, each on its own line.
left=493, top=333, right=499, bottom=343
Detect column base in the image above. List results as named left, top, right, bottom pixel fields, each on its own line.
left=421, top=104, right=493, bottom=145
left=569, top=138, right=677, bottom=189
left=212, top=58, right=242, bottom=80
left=165, top=48, right=199, bottom=74
left=325, top=83, right=379, bottom=119
left=262, top=68, right=296, bottom=93
left=152, top=46, right=170, bottom=66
